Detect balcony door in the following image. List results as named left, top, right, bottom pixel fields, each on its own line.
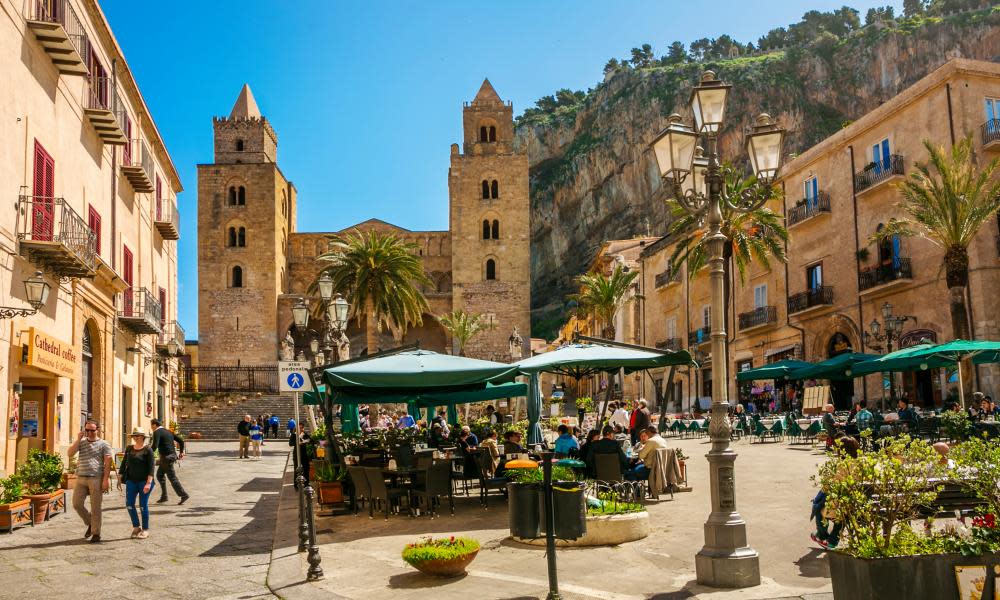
left=872, top=138, right=891, bottom=172
left=803, top=176, right=818, bottom=209
left=32, top=141, right=55, bottom=241
left=807, top=263, right=823, bottom=292
left=986, top=98, right=1000, bottom=132
left=122, top=246, right=134, bottom=316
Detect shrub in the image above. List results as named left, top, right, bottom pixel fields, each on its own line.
left=315, top=462, right=346, bottom=483
left=951, top=438, right=1000, bottom=514
left=401, top=536, right=480, bottom=564
left=0, top=475, right=24, bottom=505
left=940, top=410, right=972, bottom=441
left=16, top=450, right=64, bottom=495
left=506, top=465, right=576, bottom=483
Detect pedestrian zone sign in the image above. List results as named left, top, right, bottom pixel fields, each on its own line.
left=279, top=361, right=314, bottom=393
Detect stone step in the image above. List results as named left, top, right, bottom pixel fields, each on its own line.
left=178, top=394, right=304, bottom=439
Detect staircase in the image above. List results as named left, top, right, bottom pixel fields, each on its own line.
left=178, top=394, right=298, bottom=440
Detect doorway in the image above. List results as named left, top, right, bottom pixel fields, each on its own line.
left=81, top=326, right=93, bottom=422
left=16, top=387, right=48, bottom=465
left=121, top=386, right=132, bottom=449
left=828, top=333, right=855, bottom=410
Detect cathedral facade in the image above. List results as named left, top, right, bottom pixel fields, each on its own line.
left=197, top=81, right=530, bottom=364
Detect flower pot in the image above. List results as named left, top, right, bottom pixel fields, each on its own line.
left=316, top=481, right=344, bottom=505
left=828, top=549, right=1000, bottom=600
left=407, top=550, right=479, bottom=578
left=60, top=472, right=77, bottom=490
left=24, top=490, right=64, bottom=524
left=0, top=498, right=32, bottom=532
left=189, top=432, right=202, bottom=440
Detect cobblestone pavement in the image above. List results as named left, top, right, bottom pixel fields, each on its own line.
left=0, top=441, right=285, bottom=600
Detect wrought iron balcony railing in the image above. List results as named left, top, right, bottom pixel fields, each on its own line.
left=16, top=193, right=98, bottom=278
left=738, top=306, right=778, bottom=331
left=688, top=326, right=710, bottom=346
left=154, top=195, right=180, bottom=240
left=119, top=287, right=162, bottom=334
left=156, top=321, right=185, bottom=355
left=84, top=76, right=128, bottom=145
left=655, top=337, right=682, bottom=351
left=121, top=138, right=154, bottom=192
left=858, top=258, right=913, bottom=292
left=854, top=154, right=905, bottom=193
left=982, top=119, right=1000, bottom=148
left=787, top=286, right=834, bottom=315
left=787, top=191, right=831, bottom=226
left=26, top=0, right=90, bottom=75
left=654, top=268, right=680, bottom=288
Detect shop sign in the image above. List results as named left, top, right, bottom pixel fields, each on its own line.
left=25, top=327, right=78, bottom=378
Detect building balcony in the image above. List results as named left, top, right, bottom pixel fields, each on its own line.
left=84, top=76, right=128, bottom=145
left=788, top=286, right=834, bottom=316
left=787, top=191, right=831, bottom=227
left=154, top=194, right=180, bottom=240
left=26, top=0, right=90, bottom=75
left=688, top=326, right=710, bottom=346
left=982, top=120, right=1000, bottom=151
left=654, top=268, right=681, bottom=288
left=156, top=321, right=185, bottom=355
left=121, top=139, right=154, bottom=193
left=655, top=337, right=682, bottom=351
left=858, top=258, right=913, bottom=294
left=119, top=288, right=162, bottom=334
left=738, top=306, right=778, bottom=331
left=16, top=194, right=97, bottom=278
left=854, top=154, right=905, bottom=195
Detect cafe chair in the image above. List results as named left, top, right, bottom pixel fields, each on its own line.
left=346, top=466, right=370, bottom=516
left=410, top=461, right=454, bottom=518
left=594, top=453, right=623, bottom=482
left=363, top=466, right=407, bottom=520
left=475, top=450, right=508, bottom=508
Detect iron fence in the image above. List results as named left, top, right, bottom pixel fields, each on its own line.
left=858, top=258, right=912, bottom=291
left=787, top=191, right=831, bottom=225
left=787, top=286, right=834, bottom=314
left=982, top=119, right=1000, bottom=147
left=738, top=306, right=777, bottom=330
left=180, top=365, right=279, bottom=393
left=28, top=0, right=90, bottom=63
left=16, top=194, right=98, bottom=273
left=854, top=154, right=904, bottom=193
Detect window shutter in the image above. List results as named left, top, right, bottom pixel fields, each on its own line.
left=881, top=139, right=890, bottom=169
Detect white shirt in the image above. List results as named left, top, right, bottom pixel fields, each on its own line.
left=610, top=408, right=630, bottom=430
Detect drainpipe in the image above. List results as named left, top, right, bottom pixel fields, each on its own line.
left=780, top=180, right=807, bottom=355
left=945, top=83, right=956, bottom=146
left=849, top=145, right=868, bottom=407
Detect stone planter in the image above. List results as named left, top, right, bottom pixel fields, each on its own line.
left=0, top=499, right=32, bottom=532
left=516, top=511, right=649, bottom=547
left=829, top=549, right=1000, bottom=600
left=60, top=472, right=77, bottom=490
left=316, top=481, right=344, bottom=505
left=24, top=490, right=65, bottom=525
left=189, top=432, right=203, bottom=440
left=406, top=550, right=479, bottom=578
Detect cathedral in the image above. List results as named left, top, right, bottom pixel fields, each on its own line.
left=196, top=80, right=531, bottom=365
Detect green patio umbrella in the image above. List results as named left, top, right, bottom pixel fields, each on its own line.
left=324, top=349, right=518, bottom=389
left=340, top=402, right=360, bottom=434
left=734, top=359, right=813, bottom=382
left=329, top=382, right=528, bottom=406
left=849, top=344, right=940, bottom=376
left=791, top=353, right=879, bottom=381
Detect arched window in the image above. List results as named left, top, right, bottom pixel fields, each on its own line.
left=480, top=126, right=488, bottom=142
left=236, top=139, right=244, bottom=151
left=238, top=227, right=246, bottom=247
left=481, top=180, right=490, bottom=200
left=237, top=186, right=246, bottom=205
left=231, top=266, right=243, bottom=288
left=485, top=259, right=496, bottom=281
left=489, top=126, right=497, bottom=142
left=482, top=220, right=490, bottom=240
left=227, top=227, right=237, bottom=247
left=491, top=180, right=499, bottom=199
left=228, top=187, right=237, bottom=206
left=491, top=219, right=499, bottom=239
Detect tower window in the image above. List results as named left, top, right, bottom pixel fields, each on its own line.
left=238, top=227, right=246, bottom=247
left=480, top=126, right=488, bottom=142
left=491, top=180, right=499, bottom=199
left=485, top=259, right=496, bottom=281
left=227, top=227, right=237, bottom=247
left=491, top=219, right=499, bottom=239
left=238, top=186, right=246, bottom=205
left=231, top=266, right=244, bottom=288
left=481, top=180, right=490, bottom=200
left=482, top=220, right=490, bottom=240
left=228, top=187, right=237, bottom=206
left=489, top=126, right=496, bottom=142
left=236, top=139, right=244, bottom=151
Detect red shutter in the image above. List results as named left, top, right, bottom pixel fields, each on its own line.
left=122, top=117, right=132, bottom=165
left=32, top=141, right=54, bottom=241
left=159, top=287, right=167, bottom=328
left=122, top=245, right=134, bottom=315
left=88, top=206, right=101, bottom=255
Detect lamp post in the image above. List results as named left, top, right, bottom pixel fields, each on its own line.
left=0, top=271, right=51, bottom=319
left=863, top=301, right=916, bottom=409
left=650, top=71, right=784, bottom=588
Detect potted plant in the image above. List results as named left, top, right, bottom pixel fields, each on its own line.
left=314, top=462, right=347, bottom=505
left=17, top=450, right=65, bottom=524
left=60, top=456, right=77, bottom=490
left=575, top=397, right=593, bottom=422
left=820, top=435, right=1000, bottom=599
left=0, top=475, right=31, bottom=532
left=856, top=247, right=870, bottom=263
left=674, top=448, right=688, bottom=483
left=402, top=536, right=480, bottom=577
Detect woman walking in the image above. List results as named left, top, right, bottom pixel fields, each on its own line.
left=118, top=427, right=156, bottom=539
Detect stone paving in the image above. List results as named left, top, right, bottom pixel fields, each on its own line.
left=0, top=441, right=284, bottom=600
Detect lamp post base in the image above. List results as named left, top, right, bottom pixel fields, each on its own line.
left=695, top=548, right=760, bottom=588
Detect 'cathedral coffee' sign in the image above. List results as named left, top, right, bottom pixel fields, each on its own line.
left=25, top=327, right=77, bottom=379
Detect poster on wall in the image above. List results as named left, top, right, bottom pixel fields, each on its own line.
left=145, top=393, right=153, bottom=418
left=7, top=392, right=19, bottom=437
left=21, top=399, right=39, bottom=438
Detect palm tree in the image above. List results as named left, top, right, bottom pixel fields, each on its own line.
left=314, top=229, right=432, bottom=354
left=438, top=309, right=494, bottom=356
left=569, top=263, right=640, bottom=339
left=877, top=135, right=1000, bottom=340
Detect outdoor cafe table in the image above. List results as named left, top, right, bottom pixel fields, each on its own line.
left=975, top=421, right=1000, bottom=439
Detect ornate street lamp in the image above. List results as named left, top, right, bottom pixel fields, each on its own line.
left=864, top=302, right=916, bottom=409
left=291, top=300, right=309, bottom=329
left=330, top=293, right=349, bottom=331
left=650, top=70, right=784, bottom=588
left=1, top=271, right=51, bottom=319
left=317, top=272, right=334, bottom=303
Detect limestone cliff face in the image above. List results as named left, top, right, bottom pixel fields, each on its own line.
left=518, top=11, right=1000, bottom=339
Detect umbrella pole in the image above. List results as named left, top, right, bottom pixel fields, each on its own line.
left=958, top=359, right=966, bottom=410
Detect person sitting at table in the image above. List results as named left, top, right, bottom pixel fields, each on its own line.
left=584, top=425, right=628, bottom=476
left=396, top=410, right=416, bottom=429
left=822, top=404, right=838, bottom=449
left=428, top=423, right=447, bottom=448
left=479, top=430, right=500, bottom=476
left=502, top=430, right=526, bottom=455
left=462, top=425, right=479, bottom=447
left=577, top=429, right=600, bottom=476
left=456, top=429, right=478, bottom=475
left=854, top=402, right=874, bottom=436
left=625, top=425, right=669, bottom=481
left=553, top=424, right=579, bottom=457
left=897, top=398, right=919, bottom=432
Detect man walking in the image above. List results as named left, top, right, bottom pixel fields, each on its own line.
left=237, top=414, right=252, bottom=458
left=631, top=399, right=651, bottom=446
left=67, top=419, right=113, bottom=543
left=150, top=419, right=189, bottom=505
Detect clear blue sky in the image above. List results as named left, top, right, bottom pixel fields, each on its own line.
left=103, top=0, right=901, bottom=339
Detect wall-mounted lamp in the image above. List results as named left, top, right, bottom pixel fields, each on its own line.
left=13, top=382, right=23, bottom=394
left=0, top=271, right=51, bottom=319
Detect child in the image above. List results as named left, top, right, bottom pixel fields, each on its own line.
left=249, top=419, right=264, bottom=459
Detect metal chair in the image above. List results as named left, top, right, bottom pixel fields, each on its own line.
left=474, top=450, right=508, bottom=508
left=346, top=466, right=370, bottom=516
left=363, top=466, right=407, bottom=520
left=410, top=461, right=454, bottom=517
left=594, top=452, right=623, bottom=482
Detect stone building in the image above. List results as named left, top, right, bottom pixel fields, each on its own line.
left=197, top=80, right=530, bottom=365
left=1, top=0, right=184, bottom=471
left=636, top=58, right=1000, bottom=412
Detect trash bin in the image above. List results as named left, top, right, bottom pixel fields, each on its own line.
left=548, top=481, right=586, bottom=540
left=508, top=482, right=542, bottom=538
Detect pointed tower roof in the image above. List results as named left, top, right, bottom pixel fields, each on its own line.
left=229, top=84, right=261, bottom=119
left=472, top=78, right=501, bottom=104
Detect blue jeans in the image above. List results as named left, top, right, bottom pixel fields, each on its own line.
left=125, top=480, right=154, bottom=529
left=625, top=464, right=650, bottom=481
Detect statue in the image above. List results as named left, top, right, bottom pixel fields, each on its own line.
left=280, top=331, right=295, bottom=361
left=337, top=332, right=351, bottom=362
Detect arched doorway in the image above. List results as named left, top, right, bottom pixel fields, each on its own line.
left=827, top=333, right=854, bottom=410
left=81, top=324, right=94, bottom=423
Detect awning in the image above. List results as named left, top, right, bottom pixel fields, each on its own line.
left=323, top=349, right=519, bottom=390
left=735, top=359, right=812, bottom=382
left=329, top=381, right=527, bottom=406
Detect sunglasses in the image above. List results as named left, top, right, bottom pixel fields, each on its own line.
left=85, top=429, right=98, bottom=433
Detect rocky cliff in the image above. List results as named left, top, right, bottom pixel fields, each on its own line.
left=517, top=9, right=1000, bottom=340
